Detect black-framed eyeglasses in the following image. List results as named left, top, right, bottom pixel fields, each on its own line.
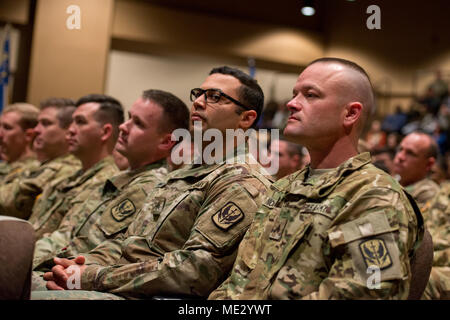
left=190, top=88, right=252, bottom=110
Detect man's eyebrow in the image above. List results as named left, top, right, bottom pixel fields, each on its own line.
left=293, top=84, right=321, bottom=95
left=302, top=84, right=321, bottom=92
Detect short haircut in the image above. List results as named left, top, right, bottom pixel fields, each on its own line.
left=406, top=131, right=439, bottom=159
left=307, top=57, right=372, bottom=84
left=307, top=57, right=376, bottom=133
left=75, top=94, right=124, bottom=139
left=40, top=97, right=76, bottom=129
left=2, top=103, right=40, bottom=130
left=209, top=66, right=264, bottom=128
left=142, top=89, right=189, bottom=132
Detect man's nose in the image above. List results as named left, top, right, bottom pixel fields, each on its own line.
left=193, top=94, right=207, bottom=110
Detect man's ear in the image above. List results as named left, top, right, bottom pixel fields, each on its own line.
left=343, top=102, right=363, bottom=130
left=426, top=157, right=436, bottom=172
left=291, top=154, right=301, bottom=169
left=159, top=133, right=176, bottom=152
left=24, top=128, right=35, bottom=144
left=100, top=123, right=113, bottom=142
left=239, top=110, right=258, bottom=130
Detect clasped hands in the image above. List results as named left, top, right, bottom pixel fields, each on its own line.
left=43, top=255, right=87, bottom=290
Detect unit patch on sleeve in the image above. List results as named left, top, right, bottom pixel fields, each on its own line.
left=359, top=238, right=393, bottom=270
left=111, top=199, right=136, bottom=221
left=212, top=201, right=244, bottom=231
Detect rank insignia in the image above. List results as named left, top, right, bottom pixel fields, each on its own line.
left=111, top=199, right=136, bottom=221
left=359, top=239, right=392, bottom=270
left=212, top=202, right=244, bottom=230
left=153, top=197, right=166, bottom=214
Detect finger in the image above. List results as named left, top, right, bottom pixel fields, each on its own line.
left=74, top=255, right=86, bottom=265
left=46, top=280, right=65, bottom=291
left=52, top=265, right=70, bottom=288
left=54, top=257, right=75, bottom=268
left=43, top=272, right=54, bottom=281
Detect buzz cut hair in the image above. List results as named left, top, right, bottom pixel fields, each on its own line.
left=40, top=97, right=76, bottom=129
left=2, top=103, right=40, bottom=130
left=75, top=94, right=124, bottom=140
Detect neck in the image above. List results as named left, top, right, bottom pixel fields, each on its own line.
left=198, top=137, right=245, bottom=165
left=15, top=147, right=35, bottom=163
left=80, top=148, right=110, bottom=171
left=307, top=137, right=359, bottom=169
left=38, top=148, right=69, bottom=163
left=129, top=156, right=164, bottom=171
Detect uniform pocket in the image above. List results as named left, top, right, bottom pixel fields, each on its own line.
left=99, top=187, right=148, bottom=237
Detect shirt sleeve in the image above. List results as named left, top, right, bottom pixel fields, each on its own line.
left=301, top=188, right=419, bottom=300
left=81, top=174, right=268, bottom=298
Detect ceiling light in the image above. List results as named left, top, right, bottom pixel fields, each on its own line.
left=301, top=0, right=316, bottom=16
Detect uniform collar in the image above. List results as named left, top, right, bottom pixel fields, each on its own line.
left=104, top=159, right=166, bottom=192
left=276, top=152, right=372, bottom=199
left=167, top=144, right=250, bottom=182
left=59, top=156, right=116, bottom=191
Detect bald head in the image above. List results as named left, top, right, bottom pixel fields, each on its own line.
left=393, top=132, right=438, bottom=186
left=307, top=58, right=375, bottom=136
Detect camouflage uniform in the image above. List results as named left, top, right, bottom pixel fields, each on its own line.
left=422, top=183, right=450, bottom=300
left=0, top=161, right=10, bottom=182
left=32, top=160, right=168, bottom=271
left=405, top=178, right=440, bottom=220
left=32, top=150, right=272, bottom=300
left=424, top=182, right=450, bottom=233
left=422, top=267, right=450, bottom=300
left=0, top=154, right=81, bottom=220
left=28, top=156, right=118, bottom=240
left=0, top=157, right=39, bottom=186
left=209, top=152, right=422, bottom=300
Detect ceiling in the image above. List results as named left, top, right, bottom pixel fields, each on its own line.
left=138, top=0, right=450, bottom=36
left=139, top=0, right=327, bottom=32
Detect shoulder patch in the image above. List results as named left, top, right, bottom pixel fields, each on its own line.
left=212, top=201, right=244, bottom=231
left=359, top=238, right=392, bottom=270
left=111, top=198, right=136, bottom=221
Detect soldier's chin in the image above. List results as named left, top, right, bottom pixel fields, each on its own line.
left=68, top=145, right=79, bottom=154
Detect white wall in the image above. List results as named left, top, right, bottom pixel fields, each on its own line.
left=105, top=50, right=299, bottom=113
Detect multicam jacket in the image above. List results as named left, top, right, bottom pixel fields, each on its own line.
left=405, top=178, right=440, bottom=218
left=28, top=156, right=118, bottom=239
left=79, top=151, right=272, bottom=299
left=428, top=182, right=450, bottom=267
left=0, top=157, right=39, bottom=185
left=32, top=160, right=168, bottom=270
left=209, top=152, right=422, bottom=300
left=0, top=161, right=10, bottom=182
left=0, top=154, right=81, bottom=220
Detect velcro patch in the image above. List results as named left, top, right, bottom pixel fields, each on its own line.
left=298, top=202, right=332, bottom=215
left=212, top=201, right=244, bottom=231
left=359, top=238, right=392, bottom=270
left=111, top=199, right=136, bottom=221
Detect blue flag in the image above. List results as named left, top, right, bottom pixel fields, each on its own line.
left=0, top=26, right=11, bottom=113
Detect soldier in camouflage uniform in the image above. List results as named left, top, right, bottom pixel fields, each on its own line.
left=27, top=94, right=124, bottom=239
left=392, top=132, right=440, bottom=220
left=31, top=90, right=189, bottom=285
left=422, top=182, right=450, bottom=299
left=0, top=103, right=40, bottom=185
left=32, top=66, right=273, bottom=300
left=209, top=58, right=422, bottom=300
left=0, top=98, right=81, bottom=219
left=0, top=158, right=10, bottom=181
